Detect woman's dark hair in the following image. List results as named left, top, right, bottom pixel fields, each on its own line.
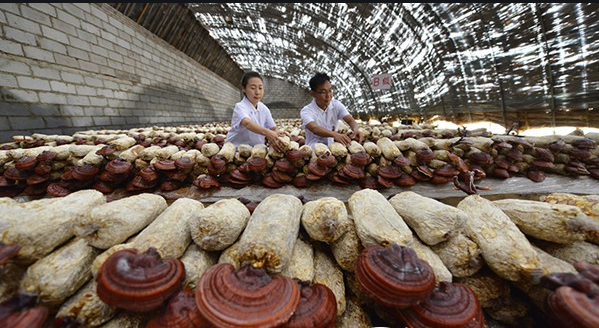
left=241, top=71, right=263, bottom=88
left=309, top=72, right=331, bottom=91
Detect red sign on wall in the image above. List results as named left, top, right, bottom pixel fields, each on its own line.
left=372, top=73, right=392, bottom=90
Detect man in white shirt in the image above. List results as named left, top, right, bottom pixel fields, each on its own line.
left=300, top=73, right=364, bottom=148
left=226, top=71, right=285, bottom=151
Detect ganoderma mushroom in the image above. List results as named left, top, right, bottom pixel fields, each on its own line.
left=145, top=287, right=204, bottom=328
left=280, top=280, right=337, bottom=328
left=397, top=281, right=485, bottom=328
left=194, top=263, right=300, bottom=328
left=96, top=247, right=185, bottom=312
left=0, top=292, right=49, bottom=328
left=0, top=242, right=20, bottom=266
left=540, top=262, right=599, bottom=328
left=355, top=243, right=436, bottom=309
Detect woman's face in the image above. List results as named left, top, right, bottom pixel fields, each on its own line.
left=243, top=77, right=264, bottom=107
left=312, top=80, right=333, bottom=110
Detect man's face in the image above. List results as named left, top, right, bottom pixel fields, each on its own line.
left=311, top=80, right=333, bottom=110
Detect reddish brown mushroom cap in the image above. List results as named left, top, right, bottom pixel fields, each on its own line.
left=247, top=157, right=268, bottom=173
left=14, top=156, right=38, bottom=171
left=291, top=174, right=310, bottom=188
left=71, top=165, right=100, bottom=180
left=0, top=293, right=49, bottom=328
left=316, top=153, right=337, bottom=168
left=154, top=159, right=177, bottom=171
left=146, top=287, right=203, bottom=328
left=105, top=158, right=132, bottom=174
left=195, top=263, right=300, bottom=328
left=174, top=157, right=195, bottom=173
left=359, top=175, right=379, bottom=189
left=355, top=243, right=436, bottom=309
left=0, top=242, right=20, bottom=266
left=350, top=152, right=371, bottom=166
left=46, top=182, right=72, bottom=197
left=540, top=262, right=599, bottom=328
left=96, top=247, right=185, bottom=312
left=274, top=159, right=296, bottom=173
left=280, top=281, right=337, bottom=328
left=397, top=281, right=485, bottom=328
left=545, top=286, right=599, bottom=328
left=307, top=162, right=328, bottom=177
left=286, top=150, right=304, bottom=162
left=415, top=148, right=435, bottom=164
left=35, top=150, right=57, bottom=162
left=342, top=164, right=365, bottom=179
left=377, top=165, right=402, bottom=179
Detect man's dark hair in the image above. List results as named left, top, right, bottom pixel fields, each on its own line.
left=309, top=72, right=331, bottom=91
left=241, top=71, right=262, bottom=88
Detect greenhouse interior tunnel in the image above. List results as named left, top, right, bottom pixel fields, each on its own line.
left=1, top=3, right=599, bottom=142
left=1, top=4, right=599, bottom=328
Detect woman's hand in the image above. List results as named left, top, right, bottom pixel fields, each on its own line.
left=265, top=130, right=285, bottom=152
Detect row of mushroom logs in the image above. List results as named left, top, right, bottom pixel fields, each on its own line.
left=1, top=127, right=598, bottom=199
left=1, top=188, right=599, bottom=327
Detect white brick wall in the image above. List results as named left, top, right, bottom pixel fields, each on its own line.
left=0, top=3, right=239, bottom=142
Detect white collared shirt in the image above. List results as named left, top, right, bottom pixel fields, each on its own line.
left=300, top=98, right=350, bottom=147
left=225, top=96, right=276, bottom=146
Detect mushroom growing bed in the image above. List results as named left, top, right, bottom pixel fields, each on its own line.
left=0, top=120, right=598, bottom=327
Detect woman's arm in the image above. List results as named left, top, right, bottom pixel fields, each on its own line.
left=241, top=117, right=285, bottom=151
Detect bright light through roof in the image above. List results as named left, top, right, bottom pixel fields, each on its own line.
left=432, top=120, right=599, bottom=136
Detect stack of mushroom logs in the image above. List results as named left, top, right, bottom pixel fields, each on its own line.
left=0, top=122, right=598, bottom=198
left=1, top=188, right=599, bottom=327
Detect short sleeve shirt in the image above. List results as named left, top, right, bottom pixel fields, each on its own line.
left=225, top=96, right=276, bottom=146
left=300, top=98, right=350, bottom=147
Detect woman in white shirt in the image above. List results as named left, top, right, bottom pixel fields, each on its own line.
left=300, top=72, right=364, bottom=147
left=225, top=71, right=285, bottom=151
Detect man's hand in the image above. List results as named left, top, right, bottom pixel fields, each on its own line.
left=350, top=129, right=365, bottom=144
left=333, top=132, right=352, bottom=146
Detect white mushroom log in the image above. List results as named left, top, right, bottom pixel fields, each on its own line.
left=457, top=195, right=542, bottom=283
left=90, top=197, right=202, bottom=277
left=189, top=198, right=249, bottom=251
left=281, top=238, right=314, bottom=282
left=336, top=295, right=372, bottom=328
left=388, top=191, right=467, bottom=245
left=330, top=219, right=363, bottom=272
left=179, top=243, right=218, bottom=289
left=1, top=189, right=105, bottom=263
left=231, top=193, right=303, bottom=273
left=301, top=196, right=350, bottom=243
left=430, top=232, right=483, bottom=278
left=19, top=238, right=100, bottom=307
left=74, top=193, right=167, bottom=249
left=348, top=188, right=413, bottom=247
left=55, top=280, right=117, bottom=327
left=314, top=248, right=346, bottom=317
left=493, top=199, right=597, bottom=244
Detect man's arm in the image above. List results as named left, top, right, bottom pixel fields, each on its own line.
left=305, top=121, right=352, bottom=146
